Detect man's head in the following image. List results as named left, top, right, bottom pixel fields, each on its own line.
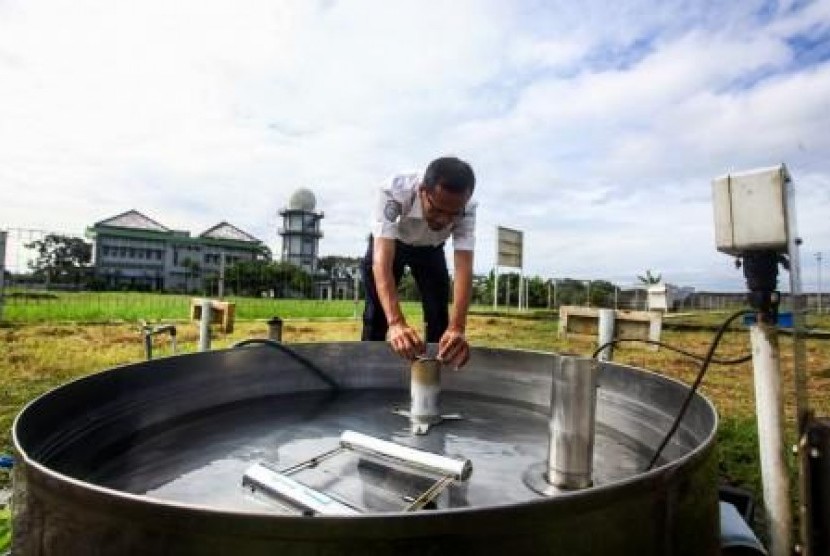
left=419, top=157, right=475, bottom=231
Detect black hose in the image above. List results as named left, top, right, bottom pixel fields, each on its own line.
left=232, top=338, right=340, bottom=391
left=644, top=309, right=754, bottom=470
left=591, top=338, right=752, bottom=365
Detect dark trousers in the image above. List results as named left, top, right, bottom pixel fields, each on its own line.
left=361, top=236, right=450, bottom=343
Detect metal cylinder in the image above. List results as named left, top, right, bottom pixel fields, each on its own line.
left=143, top=330, right=153, bottom=361
left=749, top=322, right=791, bottom=556
left=340, top=430, right=472, bottom=481
left=267, top=317, right=283, bottom=342
left=597, top=309, right=615, bottom=362
left=11, top=342, right=722, bottom=555
left=410, top=358, right=441, bottom=426
left=198, top=299, right=212, bottom=352
left=168, top=326, right=177, bottom=354
left=547, top=355, right=598, bottom=490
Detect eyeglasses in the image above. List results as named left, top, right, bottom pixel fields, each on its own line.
left=422, top=190, right=464, bottom=219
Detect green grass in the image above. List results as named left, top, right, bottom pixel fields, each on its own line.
left=0, top=506, right=10, bottom=554
left=2, top=291, right=431, bottom=322
left=717, top=415, right=763, bottom=496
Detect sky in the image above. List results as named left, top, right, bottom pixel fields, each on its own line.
left=1, top=0, right=829, bottom=291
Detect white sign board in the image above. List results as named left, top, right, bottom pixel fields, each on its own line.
left=496, top=226, right=523, bottom=269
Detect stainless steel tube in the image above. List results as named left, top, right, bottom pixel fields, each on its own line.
left=547, top=356, right=598, bottom=489
left=242, top=462, right=360, bottom=516
left=410, top=358, right=441, bottom=427
left=340, top=430, right=472, bottom=481
left=198, top=298, right=212, bottom=351
left=267, top=317, right=283, bottom=342
left=750, top=322, right=792, bottom=556
left=597, top=309, right=615, bottom=362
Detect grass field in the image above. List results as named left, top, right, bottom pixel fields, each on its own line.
left=1, top=295, right=829, bottom=550
left=2, top=291, right=370, bottom=322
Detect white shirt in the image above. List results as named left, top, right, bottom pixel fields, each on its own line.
left=370, top=173, right=476, bottom=250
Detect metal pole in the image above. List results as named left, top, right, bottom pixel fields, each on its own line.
left=553, top=279, right=557, bottom=310
left=143, top=329, right=153, bottom=361
left=218, top=252, right=225, bottom=298
left=199, top=298, right=212, bottom=351
left=597, top=309, right=615, bottom=362
left=547, top=280, right=551, bottom=309
left=518, top=274, right=523, bottom=311
left=750, top=322, right=792, bottom=556
left=585, top=280, right=591, bottom=307
left=353, top=271, right=359, bottom=319
left=817, top=252, right=823, bottom=314
left=410, top=358, right=441, bottom=435
left=547, top=356, right=598, bottom=490
left=267, top=316, right=283, bottom=342
left=505, top=273, right=510, bottom=310
left=494, top=227, right=499, bottom=312
left=493, top=267, right=499, bottom=311
left=341, top=430, right=472, bottom=481
left=0, top=230, right=6, bottom=321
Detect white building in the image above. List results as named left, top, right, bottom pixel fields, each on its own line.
left=86, top=210, right=265, bottom=292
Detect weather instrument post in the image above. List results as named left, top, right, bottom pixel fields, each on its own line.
left=712, top=164, right=815, bottom=556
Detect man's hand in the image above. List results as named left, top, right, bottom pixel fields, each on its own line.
left=437, top=325, right=470, bottom=369
left=388, top=322, right=426, bottom=361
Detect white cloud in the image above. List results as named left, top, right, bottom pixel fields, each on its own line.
left=1, top=0, right=829, bottom=291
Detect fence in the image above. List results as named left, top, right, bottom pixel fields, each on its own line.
left=1, top=227, right=825, bottom=322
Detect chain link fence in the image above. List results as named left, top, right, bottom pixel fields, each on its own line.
left=2, top=227, right=823, bottom=323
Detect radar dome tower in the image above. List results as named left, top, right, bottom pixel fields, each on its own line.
left=278, top=188, right=323, bottom=273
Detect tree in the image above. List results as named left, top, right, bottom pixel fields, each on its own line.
left=224, top=260, right=313, bottom=297
left=318, top=255, right=362, bottom=274
left=224, top=259, right=274, bottom=296
left=255, top=244, right=273, bottom=261
left=637, top=269, right=662, bottom=285
left=275, top=261, right=312, bottom=297
left=25, top=234, right=92, bottom=286
left=588, top=280, right=616, bottom=307
left=398, top=268, right=421, bottom=301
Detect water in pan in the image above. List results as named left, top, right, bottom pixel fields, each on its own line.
left=86, top=390, right=656, bottom=514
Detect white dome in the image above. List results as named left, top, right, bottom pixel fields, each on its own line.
left=288, top=188, right=317, bottom=211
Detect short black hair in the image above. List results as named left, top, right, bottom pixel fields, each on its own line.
left=422, top=156, right=475, bottom=195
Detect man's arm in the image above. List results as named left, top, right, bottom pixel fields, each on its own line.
left=449, top=249, right=474, bottom=332
left=438, top=249, right=474, bottom=368
left=372, top=237, right=425, bottom=359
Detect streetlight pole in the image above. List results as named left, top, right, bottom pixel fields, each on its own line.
left=817, top=252, right=823, bottom=314
left=544, top=278, right=550, bottom=311
left=553, top=279, right=558, bottom=310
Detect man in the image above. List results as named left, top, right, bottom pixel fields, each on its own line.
left=361, top=156, right=476, bottom=370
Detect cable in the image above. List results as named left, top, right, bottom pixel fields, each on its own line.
left=592, top=338, right=752, bottom=365
left=232, top=338, right=340, bottom=391
left=643, top=309, right=754, bottom=470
